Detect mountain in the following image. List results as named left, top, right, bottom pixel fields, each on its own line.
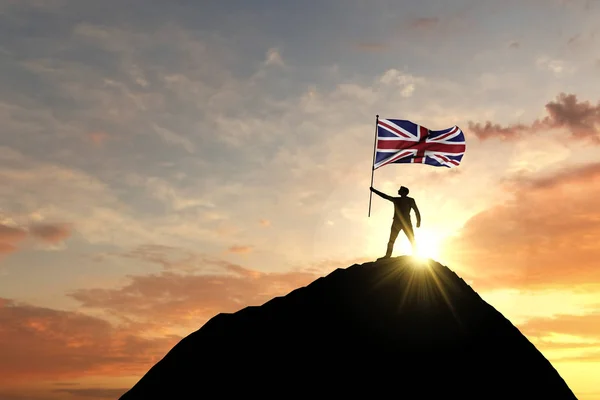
left=119, top=256, right=577, bottom=399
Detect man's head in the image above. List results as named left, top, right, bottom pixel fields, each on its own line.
left=398, top=186, right=409, bottom=196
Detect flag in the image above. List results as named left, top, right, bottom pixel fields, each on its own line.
left=374, top=118, right=466, bottom=169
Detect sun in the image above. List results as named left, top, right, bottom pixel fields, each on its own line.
left=364, top=222, right=444, bottom=261
left=397, top=228, right=443, bottom=260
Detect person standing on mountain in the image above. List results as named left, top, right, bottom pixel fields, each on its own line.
left=370, top=185, right=421, bottom=258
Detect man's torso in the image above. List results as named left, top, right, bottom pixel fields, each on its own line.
left=392, top=196, right=414, bottom=224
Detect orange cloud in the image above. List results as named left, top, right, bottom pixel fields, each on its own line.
left=227, top=245, right=253, bottom=254
left=0, top=223, right=27, bottom=256
left=517, top=311, right=600, bottom=362
left=519, top=312, right=600, bottom=339
left=401, top=13, right=468, bottom=37
left=116, top=244, right=201, bottom=271
left=468, top=93, right=600, bottom=143
left=68, top=261, right=318, bottom=327
left=0, top=386, right=132, bottom=400
left=552, top=350, right=600, bottom=363
left=0, top=221, right=72, bottom=257
left=29, top=223, right=71, bottom=244
left=0, top=251, right=331, bottom=398
left=0, top=246, right=371, bottom=396
left=409, top=17, right=440, bottom=29
left=0, top=298, right=179, bottom=385
left=259, top=219, right=271, bottom=227
left=88, top=132, right=109, bottom=146
left=442, top=162, right=600, bottom=290
left=53, top=388, right=128, bottom=399
left=0, top=224, right=27, bottom=241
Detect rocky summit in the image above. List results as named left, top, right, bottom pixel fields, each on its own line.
left=120, top=256, right=576, bottom=399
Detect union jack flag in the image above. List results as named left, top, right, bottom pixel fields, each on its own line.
left=374, top=119, right=466, bottom=169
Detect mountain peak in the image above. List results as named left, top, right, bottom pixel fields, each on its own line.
left=120, top=256, right=576, bottom=399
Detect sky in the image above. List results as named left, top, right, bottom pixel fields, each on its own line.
left=0, top=0, right=599, bottom=398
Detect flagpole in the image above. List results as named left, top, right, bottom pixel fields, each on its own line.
left=368, top=114, right=379, bottom=217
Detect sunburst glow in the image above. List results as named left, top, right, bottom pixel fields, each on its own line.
left=396, top=228, right=443, bottom=260
left=365, top=225, right=445, bottom=261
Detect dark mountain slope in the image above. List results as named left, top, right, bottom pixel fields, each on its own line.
left=120, top=256, right=576, bottom=399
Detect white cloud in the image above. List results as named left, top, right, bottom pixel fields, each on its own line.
left=378, top=69, right=424, bottom=95
left=152, top=123, right=196, bottom=153
left=124, top=173, right=214, bottom=211
left=0, top=147, right=240, bottom=250
left=400, top=83, right=415, bottom=97
left=264, top=48, right=284, bottom=66
left=128, top=64, right=149, bottom=88
left=535, top=56, right=576, bottom=77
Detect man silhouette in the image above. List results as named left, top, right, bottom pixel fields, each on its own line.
left=370, top=185, right=421, bottom=258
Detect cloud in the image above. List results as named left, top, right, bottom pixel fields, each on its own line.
left=0, top=11, right=512, bottom=266
left=0, top=223, right=27, bottom=256
left=553, top=350, right=600, bottom=362
left=88, top=132, right=109, bottom=146
left=67, top=252, right=374, bottom=347
left=468, top=121, right=530, bottom=141
left=400, top=11, right=470, bottom=38
left=535, top=56, right=575, bottom=76
left=516, top=161, right=600, bottom=189
left=0, top=147, right=235, bottom=251
left=29, top=223, right=71, bottom=244
left=67, top=245, right=371, bottom=331
left=0, top=252, right=366, bottom=399
left=227, top=245, right=253, bottom=254
left=84, top=243, right=371, bottom=317
left=354, top=42, right=389, bottom=52
left=0, top=297, right=179, bottom=384
left=123, top=174, right=214, bottom=212
left=544, top=93, right=600, bottom=139
left=442, top=162, right=600, bottom=290
left=259, top=219, right=271, bottom=227
left=0, top=392, right=55, bottom=400
left=53, top=388, right=128, bottom=399
left=68, top=260, right=318, bottom=328
left=520, top=311, right=600, bottom=339
left=53, top=382, right=81, bottom=387
left=0, top=147, right=122, bottom=232
left=517, top=311, right=600, bottom=362
left=152, top=123, right=195, bottom=154
left=508, top=40, right=520, bottom=48
left=409, top=17, right=440, bottom=29
left=114, top=243, right=205, bottom=272
left=264, top=48, right=284, bottom=67
left=0, top=245, right=344, bottom=390
left=468, top=93, right=600, bottom=143
left=0, top=221, right=71, bottom=256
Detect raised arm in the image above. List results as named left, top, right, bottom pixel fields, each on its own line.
left=370, top=187, right=393, bottom=201
left=412, top=198, right=421, bottom=227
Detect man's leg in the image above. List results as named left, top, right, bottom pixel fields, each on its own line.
left=404, top=224, right=417, bottom=255
left=385, top=224, right=400, bottom=258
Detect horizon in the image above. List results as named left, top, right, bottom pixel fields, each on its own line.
left=1, top=0, right=600, bottom=399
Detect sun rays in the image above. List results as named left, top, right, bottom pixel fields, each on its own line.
left=370, top=256, right=462, bottom=328
left=392, top=228, right=443, bottom=260
left=365, top=228, right=444, bottom=263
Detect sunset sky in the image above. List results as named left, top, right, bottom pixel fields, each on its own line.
left=1, top=0, right=600, bottom=398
